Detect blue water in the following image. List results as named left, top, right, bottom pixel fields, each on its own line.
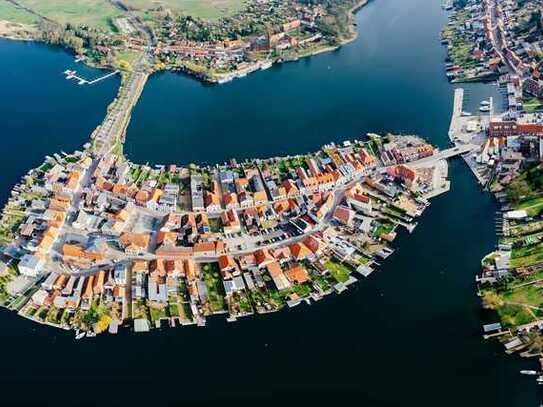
left=0, top=39, right=119, bottom=202
left=124, top=0, right=504, bottom=166
left=0, top=0, right=541, bottom=405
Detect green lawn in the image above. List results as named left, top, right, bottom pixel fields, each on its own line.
left=510, top=251, right=543, bottom=268
left=497, top=303, right=536, bottom=326
left=523, top=97, right=543, bottom=113
left=168, top=302, right=179, bottom=317
left=312, top=274, right=331, bottom=291
left=502, top=284, right=543, bottom=310
left=149, top=305, right=167, bottom=321
left=17, top=0, right=121, bottom=30
left=324, top=259, right=352, bottom=283
left=291, top=283, right=312, bottom=298
left=483, top=269, right=543, bottom=327
left=373, top=222, right=395, bottom=238
left=511, top=243, right=543, bottom=260
left=0, top=0, right=40, bottom=25
left=125, top=0, right=245, bottom=19
left=202, top=262, right=225, bottom=312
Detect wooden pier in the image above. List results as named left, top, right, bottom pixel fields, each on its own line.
left=63, top=69, right=120, bottom=86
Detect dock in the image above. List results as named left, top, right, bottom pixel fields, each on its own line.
left=63, top=69, right=120, bottom=86
left=448, top=88, right=464, bottom=142
left=446, top=88, right=492, bottom=186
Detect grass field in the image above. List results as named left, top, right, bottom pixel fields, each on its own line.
left=523, top=97, right=543, bottom=113
left=16, top=0, right=121, bottom=29
left=201, top=262, right=226, bottom=312
left=325, top=259, right=352, bottom=283
left=0, top=0, right=39, bottom=25
left=2, top=0, right=245, bottom=32
left=124, top=0, right=246, bottom=19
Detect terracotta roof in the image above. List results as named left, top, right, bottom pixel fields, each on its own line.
left=289, top=242, right=312, bottom=260
left=255, top=248, right=274, bottom=266
left=266, top=261, right=283, bottom=277
left=120, top=232, right=150, bottom=249
left=286, top=264, right=310, bottom=284
left=193, top=241, right=216, bottom=253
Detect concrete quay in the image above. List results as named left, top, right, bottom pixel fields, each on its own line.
left=447, top=88, right=491, bottom=186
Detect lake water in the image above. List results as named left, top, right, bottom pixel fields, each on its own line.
left=0, top=39, right=119, bottom=202
left=0, top=0, right=541, bottom=405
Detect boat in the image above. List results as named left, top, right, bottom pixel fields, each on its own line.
left=217, top=76, right=233, bottom=84
left=260, top=61, right=273, bottom=70
left=461, top=111, right=472, bottom=116
left=479, top=106, right=490, bottom=112
left=75, top=330, right=86, bottom=340
left=480, top=100, right=490, bottom=106
left=521, top=370, right=538, bottom=375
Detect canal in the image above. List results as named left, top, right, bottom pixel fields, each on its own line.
left=0, top=0, right=541, bottom=405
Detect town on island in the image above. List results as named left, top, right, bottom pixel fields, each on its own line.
left=6, top=0, right=543, bottom=387
left=0, top=0, right=463, bottom=339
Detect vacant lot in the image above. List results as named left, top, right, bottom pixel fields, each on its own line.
left=17, top=0, right=121, bottom=29
left=124, top=0, right=246, bottom=19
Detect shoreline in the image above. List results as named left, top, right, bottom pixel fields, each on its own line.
left=0, top=0, right=371, bottom=85
left=340, top=0, right=370, bottom=46
left=0, top=129, right=449, bottom=336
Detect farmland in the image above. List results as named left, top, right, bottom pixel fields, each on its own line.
left=124, top=0, right=246, bottom=20
left=16, top=0, right=122, bottom=30
left=0, top=1, right=39, bottom=25
left=1, top=0, right=248, bottom=30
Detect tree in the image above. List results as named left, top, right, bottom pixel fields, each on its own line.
left=481, top=291, right=504, bottom=310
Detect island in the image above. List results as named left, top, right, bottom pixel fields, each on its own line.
left=0, top=58, right=455, bottom=335
left=0, top=0, right=477, bottom=341
left=0, top=0, right=462, bottom=339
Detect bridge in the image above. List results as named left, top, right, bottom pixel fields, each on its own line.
left=409, top=144, right=479, bottom=168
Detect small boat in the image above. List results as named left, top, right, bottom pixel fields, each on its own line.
left=75, top=330, right=86, bottom=340
left=217, top=77, right=232, bottom=84
left=521, top=370, right=538, bottom=375
left=479, top=106, right=490, bottom=112
left=260, top=61, right=273, bottom=70
left=461, top=111, right=472, bottom=116
left=480, top=100, right=490, bottom=106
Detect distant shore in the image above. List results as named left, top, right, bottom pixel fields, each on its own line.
left=342, top=0, right=370, bottom=45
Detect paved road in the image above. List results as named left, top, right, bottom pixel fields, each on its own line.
left=94, top=1, right=154, bottom=157
left=408, top=144, right=479, bottom=168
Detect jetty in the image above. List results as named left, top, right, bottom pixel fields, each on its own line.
left=63, top=69, right=120, bottom=86
left=448, top=87, right=465, bottom=142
